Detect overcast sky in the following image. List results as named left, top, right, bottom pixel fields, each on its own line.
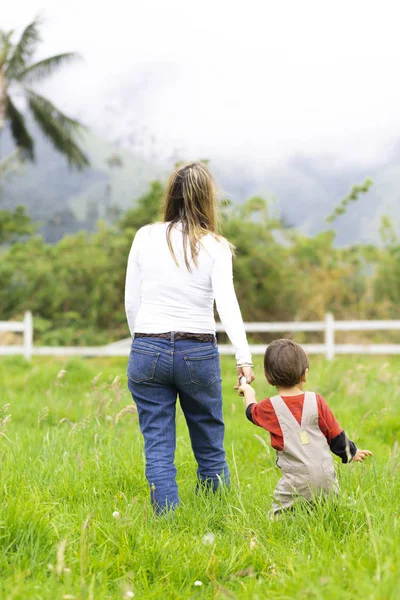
left=4, top=0, right=400, bottom=167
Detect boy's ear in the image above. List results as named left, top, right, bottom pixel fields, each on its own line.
left=301, top=368, right=309, bottom=383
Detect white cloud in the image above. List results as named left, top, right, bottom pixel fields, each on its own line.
left=3, top=0, right=400, bottom=166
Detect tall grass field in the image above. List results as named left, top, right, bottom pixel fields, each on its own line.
left=0, top=355, right=399, bottom=599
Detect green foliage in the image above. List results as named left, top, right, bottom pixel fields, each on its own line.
left=326, top=177, right=373, bottom=224
left=221, top=196, right=299, bottom=322
left=4, top=17, right=42, bottom=78
left=0, top=227, right=132, bottom=341
left=118, top=180, right=164, bottom=232
left=0, top=356, right=398, bottom=598
left=0, top=205, right=34, bottom=244
left=0, top=17, right=88, bottom=168
left=2, top=177, right=400, bottom=344
left=6, top=96, right=34, bottom=160
left=26, top=88, right=89, bottom=169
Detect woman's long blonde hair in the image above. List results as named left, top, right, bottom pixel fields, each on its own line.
left=163, top=162, right=225, bottom=270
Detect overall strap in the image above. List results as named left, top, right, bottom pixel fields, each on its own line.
left=270, top=395, right=301, bottom=432
left=300, top=391, right=318, bottom=427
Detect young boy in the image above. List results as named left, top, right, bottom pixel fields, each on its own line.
left=237, top=339, right=372, bottom=516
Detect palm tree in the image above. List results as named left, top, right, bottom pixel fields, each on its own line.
left=0, top=17, right=88, bottom=169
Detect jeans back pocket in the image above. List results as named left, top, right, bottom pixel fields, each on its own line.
left=128, top=348, right=160, bottom=383
left=184, top=353, right=219, bottom=387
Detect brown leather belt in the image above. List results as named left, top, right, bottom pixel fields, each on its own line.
left=135, top=332, right=215, bottom=343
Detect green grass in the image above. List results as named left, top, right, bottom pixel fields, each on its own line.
left=0, top=355, right=399, bottom=600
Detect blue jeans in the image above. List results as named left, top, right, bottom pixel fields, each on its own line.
left=127, top=334, right=230, bottom=512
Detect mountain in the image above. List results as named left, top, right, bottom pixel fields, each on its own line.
left=213, top=150, right=400, bottom=245
left=1, top=119, right=400, bottom=245
left=0, top=120, right=167, bottom=242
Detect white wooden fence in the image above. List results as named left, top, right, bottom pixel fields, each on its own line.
left=4, top=311, right=400, bottom=360
left=0, top=311, right=33, bottom=360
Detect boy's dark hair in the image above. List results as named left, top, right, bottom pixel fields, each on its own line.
left=264, top=339, right=309, bottom=387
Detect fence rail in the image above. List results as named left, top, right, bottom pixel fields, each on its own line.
left=2, top=312, right=400, bottom=360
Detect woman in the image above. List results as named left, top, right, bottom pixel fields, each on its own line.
left=125, top=162, right=254, bottom=513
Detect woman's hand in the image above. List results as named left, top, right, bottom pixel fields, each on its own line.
left=236, top=365, right=255, bottom=384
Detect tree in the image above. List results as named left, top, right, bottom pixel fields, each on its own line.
left=119, top=181, right=164, bottom=232
left=0, top=17, right=88, bottom=168
left=0, top=205, right=34, bottom=244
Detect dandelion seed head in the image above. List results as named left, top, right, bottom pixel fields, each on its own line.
left=112, top=511, right=120, bottom=519
left=202, top=532, right=215, bottom=546
left=194, top=580, right=203, bottom=587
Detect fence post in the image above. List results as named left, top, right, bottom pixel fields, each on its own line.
left=324, top=313, right=335, bottom=360
left=23, top=311, right=33, bottom=361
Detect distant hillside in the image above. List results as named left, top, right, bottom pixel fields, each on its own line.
left=213, top=149, right=400, bottom=245
left=0, top=120, right=166, bottom=242
left=1, top=118, right=400, bottom=245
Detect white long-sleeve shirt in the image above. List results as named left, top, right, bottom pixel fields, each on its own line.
left=124, top=222, right=252, bottom=365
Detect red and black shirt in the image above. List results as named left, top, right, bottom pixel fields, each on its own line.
left=246, top=393, right=357, bottom=463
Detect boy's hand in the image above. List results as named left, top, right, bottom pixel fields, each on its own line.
left=352, top=449, right=373, bottom=462
left=234, top=376, right=255, bottom=397
left=235, top=376, right=257, bottom=408
left=234, top=381, right=251, bottom=397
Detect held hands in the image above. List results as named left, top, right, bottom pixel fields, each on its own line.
left=352, top=448, right=373, bottom=462
left=234, top=365, right=256, bottom=408
left=236, top=365, right=255, bottom=384
left=234, top=375, right=256, bottom=399
left=235, top=378, right=251, bottom=397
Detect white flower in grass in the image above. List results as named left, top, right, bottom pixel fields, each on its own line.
left=249, top=537, right=257, bottom=551
left=194, top=580, right=203, bottom=587
left=112, top=511, right=120, bottom=519
left=202, top=532, right=215, bottom=546
left=125, top=591, right=134, bottom=598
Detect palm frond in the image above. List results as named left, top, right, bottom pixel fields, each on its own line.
left=17, top=52, right=81, bottom=83
left=0, top=30, right=14, bottom=70
left=26, top=89, right=89, bottom=169
left=6, top=96, right=34, bottom=160
left=6, top=17, right=42, bottom=78
left=26, top=88, right=86, bottom=132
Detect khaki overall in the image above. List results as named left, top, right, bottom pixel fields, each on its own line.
left=270, top=391, right=339, bottom=516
